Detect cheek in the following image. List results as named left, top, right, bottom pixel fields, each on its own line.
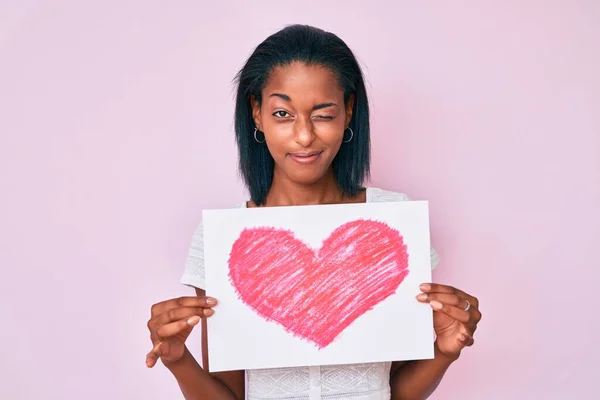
left=316, top=122, right=345, bottom=144
left=264, top=135, right=291, bottom=160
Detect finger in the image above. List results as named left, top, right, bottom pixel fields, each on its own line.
left=420, top=283, right=479, bottom=308
left=416, top=292, right=464, bottom=308
left=467, top=321, right=478, bottom=334
left=473, top=309, right=483, bottom=323
left=461, top=321, right=476, bottom=337
left=430, top=300, right=471, bottom=324
left=156, top=315, right=204, bottom=338
left=146, top=341, right=164, bottom=368
left=458, top=332, right=474, bottom=347
left=151, top=296, right=217, bottom=316
left=419, top=283, right=459, bottom=295
left=462, top=307, right=482, bottom=333
left=465, top=309, right=482, bottom=333
left=155, top=307, right=214, bottom=326
left=418, top=292, right=479, bottom=327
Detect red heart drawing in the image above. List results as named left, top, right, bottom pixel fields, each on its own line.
left=228, top=219, right=409, bottom=349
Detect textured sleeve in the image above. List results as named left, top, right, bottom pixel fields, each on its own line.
left=430, top=244, right=440, bottom=270
left=180, top=221, right=206, bottom=289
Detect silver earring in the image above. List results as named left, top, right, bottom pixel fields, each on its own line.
left=254, top=126, right=265, bottom=143
left=343, top=127, right=354, bottom=143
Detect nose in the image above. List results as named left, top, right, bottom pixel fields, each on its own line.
left=293, top=118, right=315, bottom=147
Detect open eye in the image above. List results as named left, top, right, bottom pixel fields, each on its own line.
left=273, top=110, right=290, bottom=118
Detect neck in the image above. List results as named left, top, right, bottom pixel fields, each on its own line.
left=264, top=168, right=343, bottom=207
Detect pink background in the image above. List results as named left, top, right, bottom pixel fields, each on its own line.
left=1, top=1, right=598, bottom=399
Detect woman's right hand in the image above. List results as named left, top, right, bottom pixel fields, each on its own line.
left=146, top=296, right=217, bottom=368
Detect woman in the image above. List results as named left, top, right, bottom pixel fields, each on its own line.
left=146, top=24, right=482, bottom=400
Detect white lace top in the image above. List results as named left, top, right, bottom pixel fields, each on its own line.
left=180, top=187, right=439, bottom=400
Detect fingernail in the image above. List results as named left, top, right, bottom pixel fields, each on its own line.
left=430, top=300, right=443, bottom=310
left=420, top=283, right=431, bottom=291
left=203, top=308, right=214, bottom=317
left=416, top=293, right=428, bottom=301
left=205, top=297, right=217, bottom=305
left=187, top=316, right=201, bottom=325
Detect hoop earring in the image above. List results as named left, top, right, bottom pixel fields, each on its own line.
left=343, top=127, right=354, bottom=143
left=254, top=126, right=265, bottom=144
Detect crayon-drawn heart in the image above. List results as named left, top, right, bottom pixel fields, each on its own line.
left=227, top=219, right=409, bottom=349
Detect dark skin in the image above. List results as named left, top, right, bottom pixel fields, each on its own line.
left=146, top=62, right=482, bottom=400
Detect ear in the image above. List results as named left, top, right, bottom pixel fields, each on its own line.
left=345, top=94, right=355, bottom=127
left=250, top=95, right=262, bottom=129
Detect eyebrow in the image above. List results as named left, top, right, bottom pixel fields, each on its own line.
left=270, top=93, right=338, bottom=111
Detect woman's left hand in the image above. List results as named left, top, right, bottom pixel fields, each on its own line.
left=416, top=283, right=482, bottom=359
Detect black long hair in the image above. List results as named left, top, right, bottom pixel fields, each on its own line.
left=233, top=24, right=370, bottom=205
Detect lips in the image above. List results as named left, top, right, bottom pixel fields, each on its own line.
left=290, top=151, right=321, bottom=157
left=288, top=151, right=323, bottom=165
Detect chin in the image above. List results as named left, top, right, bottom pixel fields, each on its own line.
left=286, top=169, right=330, bottom=186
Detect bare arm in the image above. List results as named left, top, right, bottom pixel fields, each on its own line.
left=389, top=342, right=458, bottom=400
left=164, top=346, right=243, bottom=400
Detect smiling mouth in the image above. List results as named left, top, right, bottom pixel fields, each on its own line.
left=288, top=151, right=323, bottom=165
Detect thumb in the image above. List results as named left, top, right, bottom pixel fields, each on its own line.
left=146, top=341, right=166, bottom=368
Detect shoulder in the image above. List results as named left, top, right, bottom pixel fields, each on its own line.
left=367, top=187, right=412, bottom=203
left=181, top=201, right=246, bottom=289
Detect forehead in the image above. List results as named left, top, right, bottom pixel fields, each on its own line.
left=264, top=62, right=344, bottom=99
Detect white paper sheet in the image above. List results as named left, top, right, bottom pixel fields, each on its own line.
left=203, top=200, right=434, bottom=372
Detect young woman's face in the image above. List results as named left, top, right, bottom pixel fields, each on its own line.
left=252, top=62, right=353, bottom=186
